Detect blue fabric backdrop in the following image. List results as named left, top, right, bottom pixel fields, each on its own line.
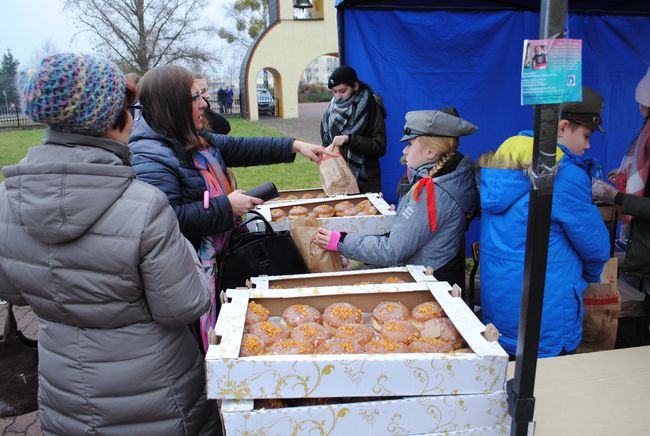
left=336, top=5, right=650, bottom=250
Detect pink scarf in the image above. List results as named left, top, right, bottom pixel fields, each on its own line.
left=614, top=119, right=650, bottom=237
left=193, top=149, right=233, bottom=352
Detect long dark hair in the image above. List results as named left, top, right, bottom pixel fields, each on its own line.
left=138, top=65, right=205, bottom=156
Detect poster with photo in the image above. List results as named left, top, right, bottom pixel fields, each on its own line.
left=521, top=38, right=582, bottom=105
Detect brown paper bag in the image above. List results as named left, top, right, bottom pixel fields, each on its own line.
left=289, top=216, right=343, bottom=273
left=319, top=145, right=360, bottom=196
left=577, top=282, right=621, bottom=353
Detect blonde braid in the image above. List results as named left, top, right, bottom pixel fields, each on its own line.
left=417, top=136, right=459, bottom=178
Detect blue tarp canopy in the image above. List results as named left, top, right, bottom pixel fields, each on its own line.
left=336, top=0, right=650, bottom=250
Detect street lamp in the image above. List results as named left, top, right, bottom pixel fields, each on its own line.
left=2, top=89, right=7, bottom=112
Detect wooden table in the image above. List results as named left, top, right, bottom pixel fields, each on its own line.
left=507, top=346, right=650, bottom=434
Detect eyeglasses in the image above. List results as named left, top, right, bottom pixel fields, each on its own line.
left=128, top=104, right=143, bottom=119
left=191, top=90, right=202, bottom=102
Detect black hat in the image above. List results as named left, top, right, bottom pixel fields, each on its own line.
left=328, top=66, right=359, bottom=89
left=561, top=86, right=605, bottom=133
left=400, top=109, right=478, bottom=142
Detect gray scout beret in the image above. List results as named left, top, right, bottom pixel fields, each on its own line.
left=561, top=86, right=605, bottom=132
left=400, top=109, right=478, bottom=142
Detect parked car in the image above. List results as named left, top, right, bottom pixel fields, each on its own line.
left=257, top=88, right=275, bottom=116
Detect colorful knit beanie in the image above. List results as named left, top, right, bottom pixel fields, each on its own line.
left=21, top=53, right=126, bottom=136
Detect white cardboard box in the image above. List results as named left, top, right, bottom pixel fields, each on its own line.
left=255, top=193, right=395, bottom=235
left=206, top=282, right=508, bottom=400
left=220, top=391, right=509, bottom=435
left=248, top=265, right=438, bottom=290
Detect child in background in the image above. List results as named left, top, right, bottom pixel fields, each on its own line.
left=315, top=108, right=479, bottom=290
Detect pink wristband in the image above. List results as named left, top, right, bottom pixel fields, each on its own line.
left=325, top=231, right=342, bottom=251
left=203, top=190, right=209, bottom=209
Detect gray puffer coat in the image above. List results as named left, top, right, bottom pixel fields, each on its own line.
left=0, top=130, right=218, bottom=435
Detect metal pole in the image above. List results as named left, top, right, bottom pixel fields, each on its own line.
left=507, top=1, right=567, bottom=435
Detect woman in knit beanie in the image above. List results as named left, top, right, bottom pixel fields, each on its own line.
left=0, top=53, right=218, bottom=434
left=592, top=67, right=650, bottom=346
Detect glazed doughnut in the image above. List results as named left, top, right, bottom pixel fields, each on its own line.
left=356, top=199, right=372, bottom=210
left=266, top=338, right=314, bottom=355
left=288, top=205, right=309, bottom=220
left=302, top=193, right=315, bottom=199
left=245, top=301, right=271, bottom=329
left=381, top=320, right=420, bottom=344
left=281, top=304, right=322, bottom=328
left=313, top=204, right=334, bottom=218
left=239, top=333, right=266, bottom=357
left=271, top=209, right=286, bottom=222
left=408, top=337, right=455, bottom=353
left=334, top=323, right=375, bottom=345
left=411, top=301, right=445, bottom=329
left=285, top=194, right=299, bottom=200
left=371, top=301, right=410, bottom=332
left=421, top=317, right=463, bottom=349
left=291, top=322, right=330, bottom=347
left=334, top=201, right=355, bottom=217
left=363, top=206, right=378, bottom=215
left=316, top=337, right=364, bottom=354
left=342, top=206, right=361, bottom=217
left=248, top=321, right=290, bottom=346
left=383, top=276, right=405, bottom=284
left=364, top=338, right=408, bottom=354
left=322, top=302, right=363, bottom=333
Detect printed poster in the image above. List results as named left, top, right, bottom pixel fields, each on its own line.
left=521, top=39, right=582, bottom=105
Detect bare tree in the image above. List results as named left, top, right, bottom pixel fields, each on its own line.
left=28, top=40, right=60, bottom=67
left=64, top=0, right=217, bottom=74
left=218, top=0, right=270, bottom=51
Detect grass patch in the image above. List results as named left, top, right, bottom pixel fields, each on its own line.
left=0, top=119, right=321, bottom=189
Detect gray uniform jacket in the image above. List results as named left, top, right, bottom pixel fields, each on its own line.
left=339, top=154, right=477, bottom=269
left=0, top=130, right=217, bottom=435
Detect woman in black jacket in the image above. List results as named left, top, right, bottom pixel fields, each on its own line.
left=592, top=67, right=650, bottom=345
left=129, top=64, right=330, bottom=351
left=321, top=65, right=387, bottom=193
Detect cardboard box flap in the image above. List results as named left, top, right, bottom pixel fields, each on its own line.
left=221, top=399, right=254, bottom=413
left=430, top=285, right=508, bottom=358
left=212, top=289, right=249, bottom=358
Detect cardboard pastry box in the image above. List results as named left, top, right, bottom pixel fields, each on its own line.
left=205, top=282, right=508, bottom=400
left=248, top=265, right=437, bottom=290
left=255, top=193, right=395, bottom=235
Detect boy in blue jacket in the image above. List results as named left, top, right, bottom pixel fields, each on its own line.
left=479, top=87, right=611, bottom=357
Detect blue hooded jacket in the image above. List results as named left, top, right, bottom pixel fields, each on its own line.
left=479, top=145, right=610, bottom=357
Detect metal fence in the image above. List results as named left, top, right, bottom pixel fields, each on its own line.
left=0, top=106, right=38, bottom=129
left=0, top=94, right=277, bottom=130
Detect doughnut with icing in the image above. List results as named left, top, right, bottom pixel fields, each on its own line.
left=334, top=323, right=375, bottom=345
left=381, top=320, right=420, bottom=344
left=266, top=338, right=314, bottom=355
left=364, top=338, right=408, bottom=354
left=271, top=209, right=286, bottom=222
left=291, top=322, right=330, bottom=347
left=239, top=333, right=265, bottom=357
left=316, top=337, right=364, bottom=354
left=408, top=337, right=455, bottom=353
left=248, top=321, right=290, bottom=346
left=421, top=317, right=463, bottom=349
left=411, top=301, right=445, bottom=329
left=288, top=205, right=309, bottom=220
left=371, top=301, right=410, bottom=331
left=245, top=301, right=271, bottom=329
left=322, top=302, right=363, bottom=333
left=313, top=204, right=334, bottom=218
left=281, top=304, right=322, bottom=328
left=333, top=201, right=355, bottom=217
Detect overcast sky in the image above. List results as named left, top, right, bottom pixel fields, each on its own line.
left=0, top=0, right=229, bottom=68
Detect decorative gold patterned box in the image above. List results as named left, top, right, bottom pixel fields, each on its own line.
left=205, top=282, right=508, bottom=400
left=254, top=193, right=395, bottom=235
left=219, top=391, right=509, bottom=435
left=248, top=265, right=437, bottom=290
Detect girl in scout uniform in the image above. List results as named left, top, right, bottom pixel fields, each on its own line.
left=315, top=108, right=479, bottom=289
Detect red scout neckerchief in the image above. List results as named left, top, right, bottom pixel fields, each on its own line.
left=413, top=176, right=437, bottom=232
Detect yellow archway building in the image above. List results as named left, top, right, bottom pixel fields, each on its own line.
left=240, top=0, right=338, bottom=120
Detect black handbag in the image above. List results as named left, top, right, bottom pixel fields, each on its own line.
left=217, top=210, right=308, bottom=291
left=0, top=303, right=39, bottom=418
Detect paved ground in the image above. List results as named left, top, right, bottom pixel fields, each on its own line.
left=256, top=102, right=328, bottom=145
left=0, top=104, right=324, bottom=435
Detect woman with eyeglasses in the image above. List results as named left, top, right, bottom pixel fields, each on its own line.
left=0, top=53, right=217, bottom=434
left=129, top=64, right=332, bottom=352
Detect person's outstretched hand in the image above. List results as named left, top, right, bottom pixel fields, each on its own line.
left=292, top=140, right=338, bottom=163
left=314, top=227, right=341, bottom=251
left=592, top=179, right=619, bottom=205
left=228, top=190, right=263, bottom=216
